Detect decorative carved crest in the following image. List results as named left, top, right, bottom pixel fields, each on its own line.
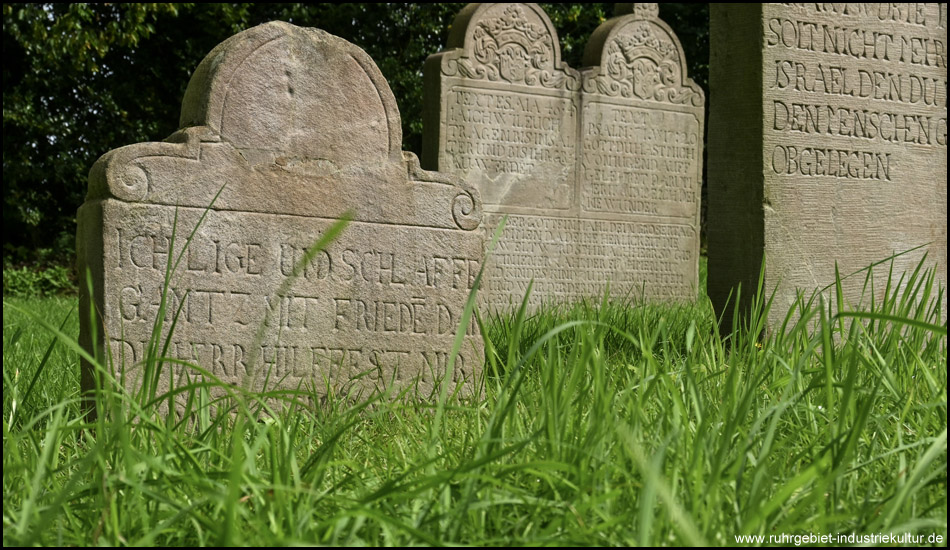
left=632, top=3, right=659, bottom=20
left=443, top=5, right=577, bottom=91
left=584, top=20, right=703, bottom=105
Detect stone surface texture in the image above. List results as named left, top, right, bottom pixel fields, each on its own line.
left=709, top=4, right=948, bottom=329
left=424, top=3, right=705, bottom=310
left=77, top=22, right=486, bottom=404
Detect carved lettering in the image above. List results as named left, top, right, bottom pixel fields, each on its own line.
left=707, top=3, right=947, bottom=332
left=764, top=4, right=949, bottom=184
left=427, top=4, right=704, bottom=309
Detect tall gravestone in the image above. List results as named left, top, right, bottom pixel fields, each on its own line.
left=580, top=3, right=705, bottom=303
left=77, top=22, right=485, bottom=405
left=709, top=4, right=948, bottom=329
left=424, top=3, right=704, bottom=310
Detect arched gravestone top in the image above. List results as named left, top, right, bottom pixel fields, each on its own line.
left=180, top=22, right=401, bottom=164
left=423, top=3, right=581, bottom=213
left=425, top=3, right=706, bottom=310
left=77, top=22, right=486, bottom=406
left=87, top=21, right=481, bottom=231
left=442, top=3, right=577, bottom=91
left=582, top=3, right=704, bottom=106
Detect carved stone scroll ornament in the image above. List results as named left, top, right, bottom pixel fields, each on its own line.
left=583, top=7, right=704, bottom=106
left=442, top=4, right=578, bottom=91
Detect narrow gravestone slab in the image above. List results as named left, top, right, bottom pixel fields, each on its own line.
left=709, top=4, right=947, bottom=329
left=77, top=22, right=485, bottom=406
left=424, top=3, right=704, bottom=310
left=580, top=3, right=705, bottom=302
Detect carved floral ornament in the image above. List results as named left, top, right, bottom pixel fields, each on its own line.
left=443, top=4, right=578, bottom=91
left=438, top=3, right=702, bottom=105
left=632, top=3, right=660, bottom=20
left=584, top=20, right=703, bottom=105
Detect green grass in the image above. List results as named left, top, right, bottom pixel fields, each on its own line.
left=3, top=258, right=947, bottom=546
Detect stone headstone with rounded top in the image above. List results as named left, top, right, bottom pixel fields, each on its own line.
left=424, top=3, right=704, bottom=310
left=77, top=22, right=485, bottom=407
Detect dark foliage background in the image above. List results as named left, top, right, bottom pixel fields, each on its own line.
left=2, top=3, right=708, bottom=270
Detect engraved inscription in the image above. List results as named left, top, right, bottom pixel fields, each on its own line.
left=483, top=213, right=697, bottom=305
left=427, top=4, right=704, bottom=309
left=79, top=21, right=486, bottom=408
left=581, top=104, right=701, bottom=217
left=102, top=205, right=482, bottom=395
left=109, top=338, right=473, bottom=388
left=708, top=2, right=947, bottom=330
left=443, top=86, right=576, bottom=209
left=765, top=3, right=949, bottom=182
left=771, top=101, right=947, bottom=145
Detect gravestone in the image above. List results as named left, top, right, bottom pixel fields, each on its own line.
left=580, top=3, right=705, bottom=303
left=77, top=22, right=485, bottom=405
left=423, top=3, right=581, bottom=309
left=709, top=4, right=948, bottom=329
left=424, top=3, right=704, bottom=310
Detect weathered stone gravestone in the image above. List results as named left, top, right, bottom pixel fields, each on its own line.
left=424, top=3, right=704, bottom=310
left=77, top=22, right=485, bottom=405
left=709, top=4, right=947, bottom=329
left=579, top=3, right=705, bottom=303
